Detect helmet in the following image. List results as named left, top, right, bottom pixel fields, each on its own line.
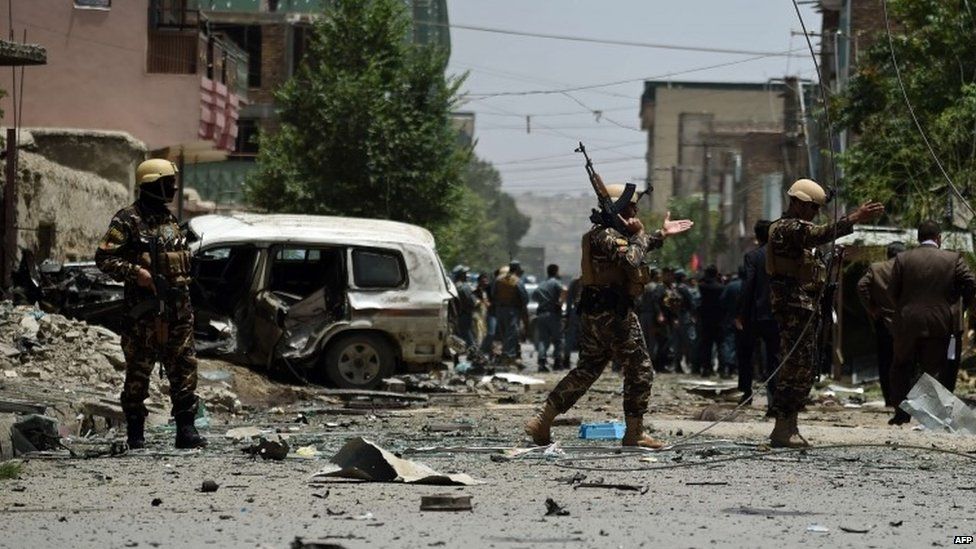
left=605, top=183, right=640, bottom=205
left=787, top=178, right=826, bottom=206
left=136, top=158, right=178, bottom=185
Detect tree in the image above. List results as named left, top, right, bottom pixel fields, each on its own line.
left=435, top=156, right=531, bottom=272
left=246, top=0, right=468, bottom=230
left=639, top=195, right=721, bottom=270
left=834, top=0, right=976, bottom=227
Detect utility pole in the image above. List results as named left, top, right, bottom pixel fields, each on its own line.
left=700, top=144, right=711, bottom=267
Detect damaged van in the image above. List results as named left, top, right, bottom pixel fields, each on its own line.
left=186, top=213, right=456, bottom=389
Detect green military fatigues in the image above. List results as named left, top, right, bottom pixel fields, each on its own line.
left=766, top=214, right=853, bottom=418
left=545, top=226, right=663, bottom=417
left=94, top=200, right=199, bottom=420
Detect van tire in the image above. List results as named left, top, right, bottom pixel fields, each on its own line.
left=323, top=333, right=396, bottom=389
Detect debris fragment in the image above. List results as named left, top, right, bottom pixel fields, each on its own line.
left=544, top=497, right=570, bottom=516
left=311, top=437, right=484, bottom=486
left=839, top=525, right=873, bottom=534
left=225, top=427, right=262, bottom=441
left=295, top=446, right=321, bottom=459
left=574, top=480, right=647, bottom=494
left=200, top=480, right=219, bottom=493
left=899, top=373, right=976, bottom=435
left=578, top=422, right=624, bottom=440
left=419, top=494, right=473, bottom=512
left=806, top=524, right=830, bottom=533
left=151, top=498, right=162, bottom=507
left=243, top=436, right=290, bottom=461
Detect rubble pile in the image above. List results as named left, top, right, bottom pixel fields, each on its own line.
left=0, top=302, right=168, bottom=405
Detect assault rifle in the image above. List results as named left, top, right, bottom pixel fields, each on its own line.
left=129, top=235, right=171, bottom=348
left=814, top=244, right=845, bottom=377
left=575, top=142, right=637, bottom=235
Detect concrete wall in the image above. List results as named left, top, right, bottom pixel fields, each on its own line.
left=0, top=1, right=200, bottom=150
left=642, top=84, right=784, bottom=213
left=16, top=151, right=130, bottom=262
left=25, top=129, right=146, bottom=198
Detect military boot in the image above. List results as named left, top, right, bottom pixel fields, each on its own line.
left=622, top=416, right=666, bottom=449
left=524, top=401, right=558, bottom=445
left=125, top=414, right=145, bottom=450
left=174, top=412, right=207, bottom=449
left=788, top=413, right=810, bottom=446
left=769, top=415, right=808, bottom=448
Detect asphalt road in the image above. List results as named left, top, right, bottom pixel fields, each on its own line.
left=2, top=370, right=976, bottom=549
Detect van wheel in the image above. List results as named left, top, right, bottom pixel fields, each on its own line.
left=324, top=333, right=395, bottom=389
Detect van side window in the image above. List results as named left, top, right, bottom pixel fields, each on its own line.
left=270, top=246, right=343, bottom=299
left=352, top=249, right=405, bottom=288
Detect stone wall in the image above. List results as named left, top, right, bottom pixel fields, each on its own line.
left=23, top=129, right=146, bottom=198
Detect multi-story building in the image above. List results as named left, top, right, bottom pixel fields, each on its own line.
left=181, top=0, right=451, bottom=205
left=0, top=1, right=248, bottom=157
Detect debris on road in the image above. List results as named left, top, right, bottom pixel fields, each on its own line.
left=578, top=422, right=624, bottom=440
left=420, top=494, right=473, bottom=512
left=200, top=480, right=220, bottom=493
left=311, top=437, right=484, bottom=486
left=806, top=524, right=830, bottom=534
left=573, top=479, right=647, bottom=494
left=679, top=379, right=739, bottom=398
left=839, top=525, right=873, bottom=534
left=900, top=373, right=976, bottom=435
left=544, top=497, right=570, bottom=516
left=243, top=435, right=290, bottom=461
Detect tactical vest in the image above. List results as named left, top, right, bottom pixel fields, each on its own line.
left=133, top=216, right=193, bottom=287
left=765, top=218, right=822, bottom=285
left=580, top=228, right=649, bottom=298
left=493, top=274, right=522, bottom=306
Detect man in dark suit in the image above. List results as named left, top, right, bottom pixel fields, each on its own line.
left=857, top=241, right=905, bottom=407
left=889, top=220, right=976, bottom=425
left=735, top=220, right=779, bottom=408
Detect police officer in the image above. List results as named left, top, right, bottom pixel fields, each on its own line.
left=452, top=265, right=477, bottom=347
left=532, top=264, right=566, bottom=371
left=766, top=178, right=883, bottom=447
left=524, top=185, right=694, bottom=448
left=95, top=159, right=207, bottom=450
left=492, top=260, right=529, bottom=368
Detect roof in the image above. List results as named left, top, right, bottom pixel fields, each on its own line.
left=188, top=213, right=437, bottom=249
left=835, top=225, right=973, bottom=253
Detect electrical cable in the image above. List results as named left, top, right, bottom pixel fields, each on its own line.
left=420, top=20, right=806, bottom=57
left=551, top=442, right=976, bottom=472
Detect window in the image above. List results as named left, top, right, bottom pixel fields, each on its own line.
left=352, top=249, right=405, bottom=288
left=269, top=246, right=343, bottom=298
left=74, top=0, right=110, bottom=9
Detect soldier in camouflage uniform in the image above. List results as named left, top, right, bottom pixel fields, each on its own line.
left=766, top=178, right=882, bottom=447
left=525, top=184, right=694, bottom=448
left=95, top=159, right=207, bottom=450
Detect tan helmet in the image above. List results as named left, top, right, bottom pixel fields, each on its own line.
left=787, top=178, right=826, bottom=206
left=605, top=183, right=640, bottom=204
left=136, top=158, right=179, bottom=185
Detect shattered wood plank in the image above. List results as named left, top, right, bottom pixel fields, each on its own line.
left=317, top=389, right=429, bottom=402
left=0, top=399, right=48, bottom=415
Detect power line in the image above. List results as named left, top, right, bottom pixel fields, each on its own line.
left=423, top=20, right=806, bottom=57
left=492, top=142, right=645, bottom=166
left=463, top=52, right=808, bottom=98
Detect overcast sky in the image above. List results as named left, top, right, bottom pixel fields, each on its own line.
left=445, top=1, right=822, bottom=195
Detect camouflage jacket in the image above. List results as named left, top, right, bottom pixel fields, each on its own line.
left=766, top=214, right=853, bottom=311
left=582, top=227, right=664, bottom=297
left=94, top=200, right=193, bottom=311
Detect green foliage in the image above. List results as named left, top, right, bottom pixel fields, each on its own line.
left=245, top=0, right=469, bottom=230
left=834, top=0, right=976, bottom=227
left=435, top=156, right=531, bottom=271
left=0, top=460, right=22, bottom=480
left=639, top=195, right=721, bottom=269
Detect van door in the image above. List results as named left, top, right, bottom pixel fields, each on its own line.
left=191, top=245, right=259, bottom=356
left=249, top=245, right=347, bottom=367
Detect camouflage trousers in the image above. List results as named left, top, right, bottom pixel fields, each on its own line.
left=768, top=304, right=817, bottom=418
left=545, top=310, right=654, bottom=417
left=121, top=314, right=199, bottom=419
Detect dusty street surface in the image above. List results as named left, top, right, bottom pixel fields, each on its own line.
left=3, top=348, right=976, bottom=549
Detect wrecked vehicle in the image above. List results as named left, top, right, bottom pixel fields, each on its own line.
left=187, top=213, right=456, bottom=389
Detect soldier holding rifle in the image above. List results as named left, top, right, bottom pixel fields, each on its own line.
left=525, top=143, right=694, bottom=448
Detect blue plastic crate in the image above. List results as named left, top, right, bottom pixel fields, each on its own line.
left=578, top=422, right=625, bottom=440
